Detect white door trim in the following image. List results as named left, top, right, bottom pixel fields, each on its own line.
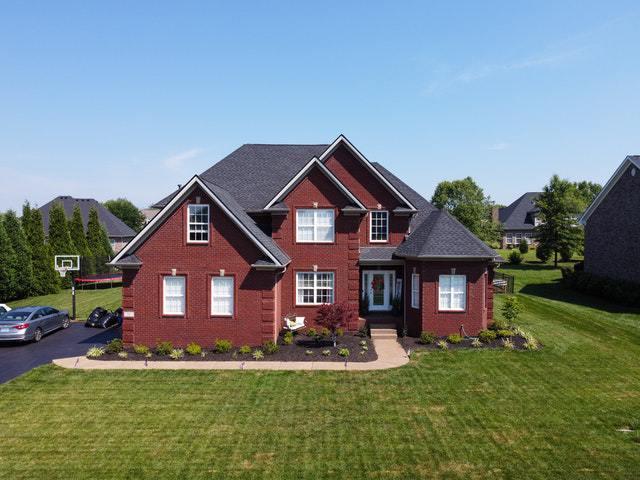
left=362, top=270, right=396, bottom=312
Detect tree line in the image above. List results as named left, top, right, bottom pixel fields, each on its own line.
left=0, top=202, right=114, bottom=302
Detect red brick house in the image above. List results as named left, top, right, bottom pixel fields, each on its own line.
left=110, top=136, right=501, bottom=346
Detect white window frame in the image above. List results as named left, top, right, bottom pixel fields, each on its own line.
left=411, top=273, right=420, bottom=309
left=296, top=209, right=335, bottom=243
left=187, top=204, right=210, bottom=244
left=438, top=275, right=466, bottom=312
left=211, top=276, right=234, bottom=316
left=506, top=234, right=513, bottom=245
left=296, top=272, right=335, bottom=305
left=369, top=210, right=389, bottom=243
left=163, top=276, right=186, bottom=316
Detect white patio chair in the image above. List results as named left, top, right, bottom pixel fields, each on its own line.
left=284, top=316, right=305, bottom=331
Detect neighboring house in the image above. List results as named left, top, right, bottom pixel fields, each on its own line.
left=580, top=156, right=640, bottom=284
left=39, top=196, right=136, bottom=254
left=498, top=192, right=542, bottom=248
left=109, top=135, right=501, bottom=347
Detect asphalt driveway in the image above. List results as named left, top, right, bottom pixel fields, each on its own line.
left=0, top=323, right=120, bottom=383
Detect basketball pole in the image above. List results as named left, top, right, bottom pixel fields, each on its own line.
left=71, top=273, right=77, bottom=320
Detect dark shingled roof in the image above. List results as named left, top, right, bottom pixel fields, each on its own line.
left=499, top=192, right=541, bottom=231
left=111, top=253, right=142, bottom=267
left=395, top=210, right=500, bottom=259
left=359, top=247, right=398, bottom=262
left=39, top=196, right=136, bottom=239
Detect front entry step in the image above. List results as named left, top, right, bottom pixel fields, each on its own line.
left=370, top=327, right=398, bottom=340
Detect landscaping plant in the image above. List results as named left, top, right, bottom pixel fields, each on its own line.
left=316, top=301, right=356, bottom=347
left=478, top=330, right=497, bottom=343
left=338, top=348, right=350, bottom=357
left=446, top=333, right=463, bottom=344
left=155, top=341, right=173, bottom=356
left=86, top=346, right=105, bottom=358
left=185, top=342, right=202, bottom=356
left=501, top=296, right=522, bottom=325
left=214, top=339, right=233, bottom=353
left=437, top=340, right=449, bottom=350
left=251, top=349, right=264, bottom=360
left=518, top=238, right=529, bottom=254
left=169, top=349, right=184, bottom=360
left=238, top=345, right=251, bottom=355
left=419, top=331, right=436, bottom=345
left=508, top=250, right=523, bottom=265
left=133, top=344, right=150, bottom=355
left=282, top=331, right=294, bottom=345
left=262, top=340, right=279, bottom=355
left=105, top=338, right=124, bottom=354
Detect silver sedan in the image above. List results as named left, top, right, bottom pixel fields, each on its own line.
left=0, top=306, right=70, bottom=342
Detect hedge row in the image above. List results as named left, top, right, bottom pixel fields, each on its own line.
left=561, top=265, right=640, bottom=307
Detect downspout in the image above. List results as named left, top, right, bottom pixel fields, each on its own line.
left=402, top=261, right=407, bottom=337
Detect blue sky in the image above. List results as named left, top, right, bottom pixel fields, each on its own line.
left=1, top=1, right=639, bottom=212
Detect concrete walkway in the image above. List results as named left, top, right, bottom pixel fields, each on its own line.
left=52, top=338, right=409, bottom=371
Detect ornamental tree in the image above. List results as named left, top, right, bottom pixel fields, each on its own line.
left=315, top=301, right=356, bottom=347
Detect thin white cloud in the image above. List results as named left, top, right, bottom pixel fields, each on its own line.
left=163, top=148, right=204, bottom=170
left=488, top=142, right=510, bottom=151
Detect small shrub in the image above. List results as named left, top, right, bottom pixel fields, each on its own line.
left=145, top=352, right=152, bottom=359
left=419, top=331, right=436, bottom=345
left=446, top=333, right=463, bottom=344
left=437, top=340, right=448, bottom=350
left=322, top=349, right=331, bottom=356
left=338, top=348, right=350, bottom=357
left=133, top=344, right=150, bottom=355
left=336, top=327, right=344, bottom=337
left=117, top=351, right=128, bottom=359
left=524, top=339, right=539, bottom=351
left=305, top=350, right=313, bottom=356
left=501, top=296, right=522, bottom=325
left=508, top=250, right=523, bottom=265
left=169, top=348, right=184, bottom=360
left=536, top=246, right=551, bottom=263
left=263, top=340, right=279, bottom=355
left=320, top=327, right=330, bottom=338
left=496, top=329, right=514, bottom=338
left=518, top=239, right=529, bottom=254
left=155, top=341, right=174, bottom=356
left=306, top=328, right=317, bottom=338
left=502, top=338, right=515, bottom=350
left=105, top=338, right=124, bottom=354
left=478, top=330, right=497, bottom=343
left=238, top=345, right=252, bottom=355
left=86, top=346, right=105, bottom=358
left=471, top=338, right=482, bottom=348
left=559, top=247, right=573, bottom=262
left=252, top=349, right=264, bottom=360
left=214, top=339, right=233, bottom=353
left=283, top=331, right=294, bottom=345
left=359, top=340, right=367, bottom=347
left=185, top=342, right=202, bottom=356
left=361, top=345, right=369, bottom=351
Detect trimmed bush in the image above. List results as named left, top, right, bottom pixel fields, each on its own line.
left=133, top=344, right=150, bottom=355
left=338, top=348, right=350, bottom=357
left=320, top=327, right=330, bottom=338
left=214, top=339, right=233, bottom=353
left=155, top=341, right=173, bottom=356
left=185, top=342, right=202, bottom=356
left=419, top=331, right=436, bottom=345
left=559, top=247, right=573, bottom=262
left=336, top=327, right=344, bottom=337
left=518, top=239, right=529, bottom=254
left=508, top=250, right=523, bottom=265
left=478, top=330, right=497, bottom=343
left=561, top=268, right=640, bottom=307
left=282, top=331, right=294, bottom=345
left=536, top=246, right=551, bottom=263
left=238, top=345, right=251, bottom=355
left=446, top=333, right=463, bottom=344
left=306, top=328, right=317, bottom=338
left=496, top=329, right=514, bottom=338
left=105, top=338, right=124, bottom=354
left=262, top=340, right=279, bottom=355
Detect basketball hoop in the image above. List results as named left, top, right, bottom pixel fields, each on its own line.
left=57, top=266, right=68, bottom=278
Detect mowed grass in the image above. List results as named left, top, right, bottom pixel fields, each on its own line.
left=7, top=286, right=121, bottom=319
left=1, top=258, right=640, bottom=479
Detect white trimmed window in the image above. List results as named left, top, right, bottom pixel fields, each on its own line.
left=514, top=233, right=522, bottom=244
left=439, top=275, right=466, bottom=311
left=411, top=273, right=420, bottom=309
left=163, top=276, right=185, bottom=315
left=370, top=211, right=389, bottom=242
left=296, top=209, right=334, bottom=243
left=187, top=204, right=209, bottom=243
left=506, top=234, right=513, bottom=245
left=211, top=276, right=234, bottom=316
left=296, top=272, right=334, bottom=305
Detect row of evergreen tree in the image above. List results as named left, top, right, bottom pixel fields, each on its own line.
left=0, top=202, right=113, bottom=301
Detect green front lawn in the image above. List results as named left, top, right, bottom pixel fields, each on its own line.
left=7, top=286, right=121, bottom=319
left=1, top=263, right=639, bottom=479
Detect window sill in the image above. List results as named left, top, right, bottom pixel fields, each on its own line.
left=370, top=239, right=389, bottom=243
left=162, top=314, right=185, bottom=318
left=438, top=309, right=466, bottom=313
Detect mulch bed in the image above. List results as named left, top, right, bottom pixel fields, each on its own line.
left=95, top=333, right=377, bottom=363
left=399, top=335, right=533, bottom=351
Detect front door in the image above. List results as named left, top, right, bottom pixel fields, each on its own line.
left=363, top=271, right=395, bottom=311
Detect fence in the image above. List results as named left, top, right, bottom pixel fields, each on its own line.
left=493, top=271, right=514, bottom=294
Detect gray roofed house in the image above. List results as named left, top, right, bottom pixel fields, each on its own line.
left=39, top=196, right=136, bottom=253
left=497, top=192, right=542, bottom=248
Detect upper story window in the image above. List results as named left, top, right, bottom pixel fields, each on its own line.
left=369, top=210, right=389, bottom=242
left=438, top=275, right=466, bottom=311
left=296, top=272, right=334, bottom=305
left=187, top=204, right=209, bottom=243
left=163, top=276, right=186, bottom=315
left=296, top=209, right=334, bottom=243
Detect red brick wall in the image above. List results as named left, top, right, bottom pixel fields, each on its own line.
left=272, top=165, right=360, bottom=329
left=405, top=260, right=491, bottom=337
left=122, top=186, right=279, bottom=347
left=324, top=145, right=411, bottom=246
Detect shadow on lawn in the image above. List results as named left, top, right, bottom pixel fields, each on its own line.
left=510, top=262, right=640, bottom=315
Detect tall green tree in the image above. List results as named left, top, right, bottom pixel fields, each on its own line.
left=0, top=221, right=18, bottom=301
left=431, top=177, right=500, bottom=244
left=573, top=181, right=603, bottom=209
left=69, top=205, right=95, bottom=274
left=47, top=202, right=78, bottom=287
left=535, top=175, right=584, bottom=267
left=87, top=208, right=113, bottom=273
left=22, top=203, right=59, bottom=295
left=3, top=210, right=34, bottom=298
left=104, top=198, right=145, bottom=232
